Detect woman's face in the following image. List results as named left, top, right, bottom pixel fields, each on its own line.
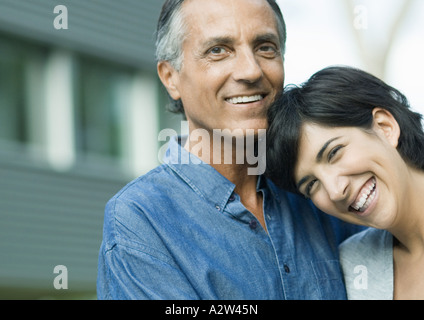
left=294, top=108, right=407, bottom=229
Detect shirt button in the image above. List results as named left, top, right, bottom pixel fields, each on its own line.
left=284, top=264, right=290, bottom=273
left=249, top=220, right=258, bottom=230
left=229, top=194, right=236, bottom=202
left=215, top=205, right=221, bottom=211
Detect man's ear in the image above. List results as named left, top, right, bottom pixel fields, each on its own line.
left=372, top=107, right=400, bottom=148
left=157, top=61, right=181, bottom=101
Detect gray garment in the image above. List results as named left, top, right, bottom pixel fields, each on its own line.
left=339, top=228, right=393, bottom=300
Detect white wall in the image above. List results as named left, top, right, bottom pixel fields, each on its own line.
left=278, top=0, right=424, bottom=115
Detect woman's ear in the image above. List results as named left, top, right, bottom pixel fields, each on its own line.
left=372, top=107, right=400, bottom=148
left=157, top=61, right=181, bottom=101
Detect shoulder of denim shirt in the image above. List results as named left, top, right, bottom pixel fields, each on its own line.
left=101, top=164, right=180, bottom=257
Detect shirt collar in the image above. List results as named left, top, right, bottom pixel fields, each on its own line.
left=164, top=136, right=236, bottom=210
left=163, top=136, right=279, bottom=209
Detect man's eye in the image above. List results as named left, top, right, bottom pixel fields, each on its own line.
left=258, top=44, right=279, bottom=56
left=209, top=47, right=227, bottom=55
left=259, top=45, right=275, bottom=52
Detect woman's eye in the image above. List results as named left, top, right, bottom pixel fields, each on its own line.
left=328, top=145, right=343, bottom=161
left=305, top=179, right=318, bottom=198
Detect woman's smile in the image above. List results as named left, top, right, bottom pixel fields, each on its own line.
left=349, top=177, right=378, bottom=217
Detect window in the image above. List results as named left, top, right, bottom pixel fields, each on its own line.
left=74, top=57, right=132, bottom=160
left=0, top=34, right=49, bottom=152
left=0, top=33, right=166, bottom=176
left=0, top=36, right=28, bottom=143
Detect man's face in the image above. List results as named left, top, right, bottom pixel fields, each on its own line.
left=164, top=0, right=285, bottom=135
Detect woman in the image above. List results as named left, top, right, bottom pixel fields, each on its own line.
left=266, top=66, right=424, bottom=300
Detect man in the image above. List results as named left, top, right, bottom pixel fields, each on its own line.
left=97, top=0, right=361, bottom=300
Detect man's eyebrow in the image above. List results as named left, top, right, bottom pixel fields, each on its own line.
left=253, top=33, right=280, bottom=45
left=316, top=137, right=341, bottom=162
left=201, top=36, right=234, bottom=49
left=201, top=33, right=280, bottom=49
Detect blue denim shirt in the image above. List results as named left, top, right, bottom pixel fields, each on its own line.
left=97, top=137, right=361, bottom=300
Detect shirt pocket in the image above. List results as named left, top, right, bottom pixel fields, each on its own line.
left=311, top=259, right=347, bottom=300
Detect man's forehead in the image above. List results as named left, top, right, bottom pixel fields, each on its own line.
left=183, top=0, right=270, bottom=8
left=181, top=0, right=278, bottom=39
left=182, top=0, right=275, bottom=23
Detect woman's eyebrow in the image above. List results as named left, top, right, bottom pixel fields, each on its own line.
left=296, top=175, right=311, bottom=190
left=316, top=137, right=341, bottom=162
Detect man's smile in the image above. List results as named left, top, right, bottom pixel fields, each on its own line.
left=225, top=94, right=265, bottom=105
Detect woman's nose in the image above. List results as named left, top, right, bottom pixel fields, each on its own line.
left=325, top=174, right=349, bottom=202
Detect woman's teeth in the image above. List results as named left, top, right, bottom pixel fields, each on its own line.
left=351, top=178, right=376, bottom=212
left=226, top=95, right=263, bottom=104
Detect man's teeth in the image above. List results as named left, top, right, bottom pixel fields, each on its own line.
left=226, top=95, right=263, bottom=104
left=352, top=179, right=376, bottom=212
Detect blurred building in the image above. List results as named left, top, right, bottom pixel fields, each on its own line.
left=0, top=0, right=180, bottom=299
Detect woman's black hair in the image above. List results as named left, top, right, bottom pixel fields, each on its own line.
left=266, top=65, right=424, bottom=194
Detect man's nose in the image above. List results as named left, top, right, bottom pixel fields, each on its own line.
left=232, top=49, right=263, bottom=83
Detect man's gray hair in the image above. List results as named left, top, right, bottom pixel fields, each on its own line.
left=155, top=0, right=186, bottom=72
left=155, top=0, right=287, bottom=114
